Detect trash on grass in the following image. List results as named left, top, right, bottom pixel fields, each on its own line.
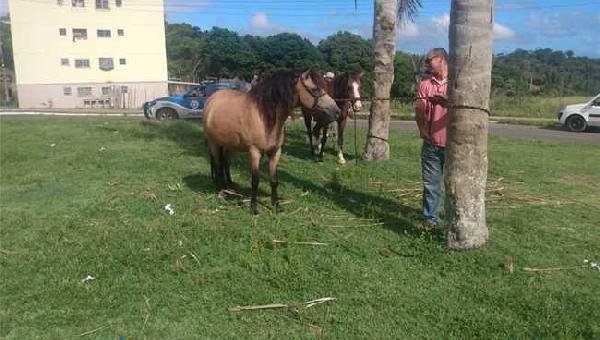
left=164, top=204, right=175, bottom=215
left=81, top=275, right=95, bottom=284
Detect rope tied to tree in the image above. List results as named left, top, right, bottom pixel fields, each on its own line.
left=332, top=96, right=492, bottom=116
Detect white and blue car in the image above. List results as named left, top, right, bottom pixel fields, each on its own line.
left=558, top=93, right=600, bottom=132
left=143, top=82, right=239, bottom=120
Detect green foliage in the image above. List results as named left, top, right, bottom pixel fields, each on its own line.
left=260, top=33, right=325, bottom=71
left=318, top=31, right=374, bottom=97
left=165, top=23, right=203, bottom=81
left=162, top=23, right=600, bottom=98
left=392, top=51, right=417, bottom=100
left=197, top=27, right=260, bottom=79
left=1, top=117, right=599, bottom=338
left=0, top=20, right=13, bottom=70
left=493, top=48, right=600, bottom=97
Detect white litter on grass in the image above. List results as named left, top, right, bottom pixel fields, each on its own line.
left=50, top=143, right=56, bottom=147
left=583, top=259, right=599, bottom=272
left=98, top=146, right=106, bottom=152
left=164, top=204, right=175, bottom=215
left=81, top=275, right=95, bottom=284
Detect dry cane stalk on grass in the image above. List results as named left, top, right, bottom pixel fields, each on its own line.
left=229, top=297, right=336, bottom=312
left=522, top=265, right=587, bottom=272
left=78, top=324, right=111, bottom=337
left=322, top=222, right=384, bottom=228
left=271, top=239, right=328, bottom=246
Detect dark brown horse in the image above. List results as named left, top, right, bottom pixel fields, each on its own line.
left=303, top=72, right=363, bottom=164
left=203, top=69, right=340, bottom=214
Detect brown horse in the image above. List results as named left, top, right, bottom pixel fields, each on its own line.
left=303, top=72, right=363, bottom=164
left=203, top=69, right=340, bottom=214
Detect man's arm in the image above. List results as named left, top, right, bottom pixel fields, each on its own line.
left=415, top=82, right=430, bottom=140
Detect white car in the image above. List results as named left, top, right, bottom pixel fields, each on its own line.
left=558, top=93, right=600, bottom=132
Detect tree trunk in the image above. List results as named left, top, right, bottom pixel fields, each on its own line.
left=363, top=0, right=397, bottom=161
left=445, top=0, right=493, bottom=250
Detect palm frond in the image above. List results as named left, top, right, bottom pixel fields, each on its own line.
left=398, top=0, right=422, bottom=22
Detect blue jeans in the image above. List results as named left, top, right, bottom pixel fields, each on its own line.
left=421, top=140, right=445, bottom=224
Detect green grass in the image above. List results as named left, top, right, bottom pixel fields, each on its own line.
left=1, top=117, right=599, bottom=339
left=489, top=96, right=589, bottom=119
left=356, top=96, right=591, bottom=121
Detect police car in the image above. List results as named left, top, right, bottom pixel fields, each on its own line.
left=557, top=93, right=600, bottom=132
left=143, top=81, right=240, bottom=120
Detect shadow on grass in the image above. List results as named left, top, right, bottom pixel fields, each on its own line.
left=282, top=122, right=360, bottom=163
left=278, top=169, right=442, bottom=242
left=137, top=119, right=440, bottom=242
left=134, top=120, right=207, bottom=158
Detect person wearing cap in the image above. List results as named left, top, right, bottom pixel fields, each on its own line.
left=323, top=72, right=335, bottom=94
left=415, top=48, right=449, bottom=231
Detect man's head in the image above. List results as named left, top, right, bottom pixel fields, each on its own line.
left=425, top=48, right=448, bottom=79
left=324, top=72, right=335, bottom=81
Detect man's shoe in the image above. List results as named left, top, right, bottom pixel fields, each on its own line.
left=421, top=221, right=436, bottom=231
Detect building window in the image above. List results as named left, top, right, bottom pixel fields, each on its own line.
left=64, top=87, right=72, bottom=96
left=59, top=28, right=67, bottom=36
left=120, top=86, right=128, bottom=93
left=61, top=58, right=69, bottom=66
left=95, top=0, right=109, bottom=9
left=101, top=86, right=111, bottom=95
left=77, top=87, right=92, bottom=97
left=72, top=0, right=84, bottom=7
left=117, top=29, right=124, bottom=36
left=119, top=58, right=126, bottom=65
left=75, top=59, right=90, bottom=68
left=98, top=58, right=114, bottom=71
left=72, top=29, right=87, bottom=41
left=115, top=0, right=122, bottom=7
left=97, top=29, right=111, bottom=38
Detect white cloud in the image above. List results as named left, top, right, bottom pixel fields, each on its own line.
left=432, top=13, right=450, bottom=28
left=493, top=23, right=516, bottom=41
left=249, top=12, right=287, bottom=35
left=397, top=21, right=420, bottom=39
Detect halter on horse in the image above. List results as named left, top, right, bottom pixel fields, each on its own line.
left=303, top=72, right=363, bottom=164
left=203, top=69, right=340, bottom=214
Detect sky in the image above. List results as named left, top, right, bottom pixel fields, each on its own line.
left=1, top=0, right=599, bottom=58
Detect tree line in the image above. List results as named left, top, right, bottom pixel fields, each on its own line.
left=166, top=23, right=600, bottom=99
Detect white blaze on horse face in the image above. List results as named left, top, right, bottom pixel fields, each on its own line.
left=352, top=81, right=362, bottom=111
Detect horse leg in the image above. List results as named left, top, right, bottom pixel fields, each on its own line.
left=318, top=124, right=329, bottom=161
left=312, top=122, right=322, bottom=156
left=336, top=117, right=348, bottom=164
left=266, top=147, right=283, bottom=213
left=222, top=150, right=234, bottom=189
left=209, top=143, right=226, bottom=190
left=249, top=147, right=262, bottom=215
left=303, top=109, right=314, bottom=155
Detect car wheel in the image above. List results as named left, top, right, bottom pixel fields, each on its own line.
left=566, top=115, right=587, bottom=132
left=156, top=108, right=179, bottom=120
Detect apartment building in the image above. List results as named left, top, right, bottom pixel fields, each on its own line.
left=8, top=0, right=168, bottom=108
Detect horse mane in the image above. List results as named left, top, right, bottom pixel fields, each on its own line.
left=333, top=72, right=361, bottom=99
left=249, top=69, right=324, bottom=131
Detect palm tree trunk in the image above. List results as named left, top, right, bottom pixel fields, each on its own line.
left=445, top=0, right=493, bottom=250
left=364, top=0, right=397, bottom=161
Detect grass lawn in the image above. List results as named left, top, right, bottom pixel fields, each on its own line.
left=372, top=96, right=591, bottom=121
left=1, top=117, right=599, bottom=339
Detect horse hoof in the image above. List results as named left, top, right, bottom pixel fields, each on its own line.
left=338, top=158, right=347, bottom=165
left=251, top=203, right=259, bottom=215
left=274, top=204, right=284, bottom=214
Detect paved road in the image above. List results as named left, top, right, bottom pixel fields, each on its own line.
left=2, top=111, right=598, bottom=144
left=354, top=120, right=600, bottom=145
